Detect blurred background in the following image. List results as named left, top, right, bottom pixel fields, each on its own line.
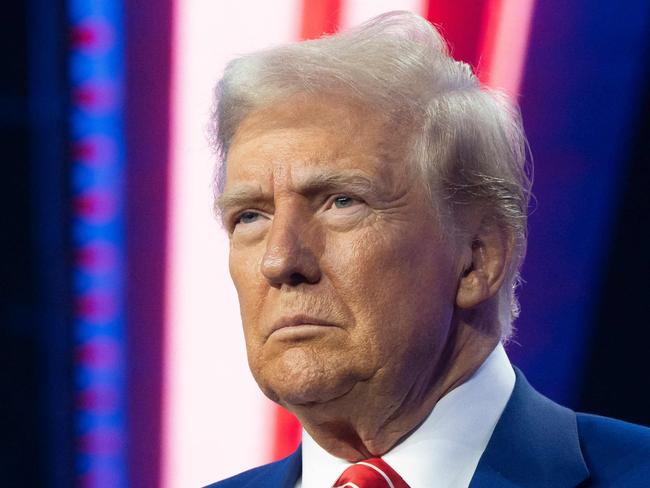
left=3, top=0, right=650, bottom=486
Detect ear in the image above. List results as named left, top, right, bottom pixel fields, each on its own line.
left=456, top=220, right=513, bottom=310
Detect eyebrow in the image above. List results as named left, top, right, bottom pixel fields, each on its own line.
left=216, top=169, right=382, bottom=216
left=295, top=170, right=379, bottom=198
left=216, top=184, right=267, bottom=217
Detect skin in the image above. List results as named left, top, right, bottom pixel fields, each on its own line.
left=220, top=96, right=512, bottom=461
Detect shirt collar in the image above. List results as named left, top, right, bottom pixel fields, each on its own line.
left=299, top=343, right=515, bottom=488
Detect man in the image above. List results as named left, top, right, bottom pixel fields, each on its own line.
left=208, top=11, right=650, bottom=488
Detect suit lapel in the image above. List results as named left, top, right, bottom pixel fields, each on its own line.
left=280, top=447, right=302, bottom=488
left=237, top=448, right=301, bottom=488
left=469, top=368, right=590, bottom=488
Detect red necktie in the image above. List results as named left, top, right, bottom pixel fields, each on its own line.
left=332, top=458, right=411, bottom=488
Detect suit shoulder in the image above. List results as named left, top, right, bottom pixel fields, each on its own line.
left=577, top=413, right=650, bottom=448
left=203, top=452, right=300, bottom=488
left=577, top=413, right=650, bottom=486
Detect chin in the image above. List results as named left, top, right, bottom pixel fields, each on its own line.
left=254, top=346, right=361, bottom=406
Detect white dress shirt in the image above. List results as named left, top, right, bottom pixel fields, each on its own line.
left=296, top=343, right=515, bottom=488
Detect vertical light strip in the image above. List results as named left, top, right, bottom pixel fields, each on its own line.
left=480, top=0, right=536, bottom=97
left=339, top=0, right=426, bottom=29
left=300, top=0, right=342, bottom=39
left=163, top=1, right=302, bottom=487
left=69, top=1, right=127, bottom=486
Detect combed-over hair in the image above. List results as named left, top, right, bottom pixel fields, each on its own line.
left=211, top=10, right=532, bottom=339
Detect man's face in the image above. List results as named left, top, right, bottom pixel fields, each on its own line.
left=221, top=97, right=463, bottom=408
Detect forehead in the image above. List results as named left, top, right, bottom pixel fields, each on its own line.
left=223, top=97, right=411, bottom=190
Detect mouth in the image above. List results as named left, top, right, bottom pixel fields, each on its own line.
left=268, top=314, right=339, bottom=339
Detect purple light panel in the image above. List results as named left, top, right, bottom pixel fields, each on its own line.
left=68, top=1, right=127, bottom=486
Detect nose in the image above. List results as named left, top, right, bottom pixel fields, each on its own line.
left=260, top=209, right=321, bottom=287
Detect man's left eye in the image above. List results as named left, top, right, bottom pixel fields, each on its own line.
left=332, top=196, right=358, bottom=209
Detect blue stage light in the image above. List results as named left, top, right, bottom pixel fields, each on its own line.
left=68, top=1, right=127, bottom=486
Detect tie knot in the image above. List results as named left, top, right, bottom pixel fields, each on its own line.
left=333, top=458, right=410, bottom=488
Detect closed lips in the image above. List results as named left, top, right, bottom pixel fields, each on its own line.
left=269, top=315, right=337, bottom=336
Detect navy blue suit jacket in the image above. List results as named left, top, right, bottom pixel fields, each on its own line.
left=208, top=369, right=650, bottom=487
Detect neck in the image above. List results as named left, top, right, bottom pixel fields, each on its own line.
left=286, top=321, right=500, bottom=462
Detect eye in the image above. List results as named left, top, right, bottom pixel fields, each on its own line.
left=332, top=195, right=359, bottom=209
left=235, top=211, right=262, bottom=225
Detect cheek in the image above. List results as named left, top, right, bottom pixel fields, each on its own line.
left=229, top=246, right=265, bottom=334
left=324, top=224, right=457, bottom=350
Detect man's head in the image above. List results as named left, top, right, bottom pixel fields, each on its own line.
left=213, top=11, right=530, bottom=456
